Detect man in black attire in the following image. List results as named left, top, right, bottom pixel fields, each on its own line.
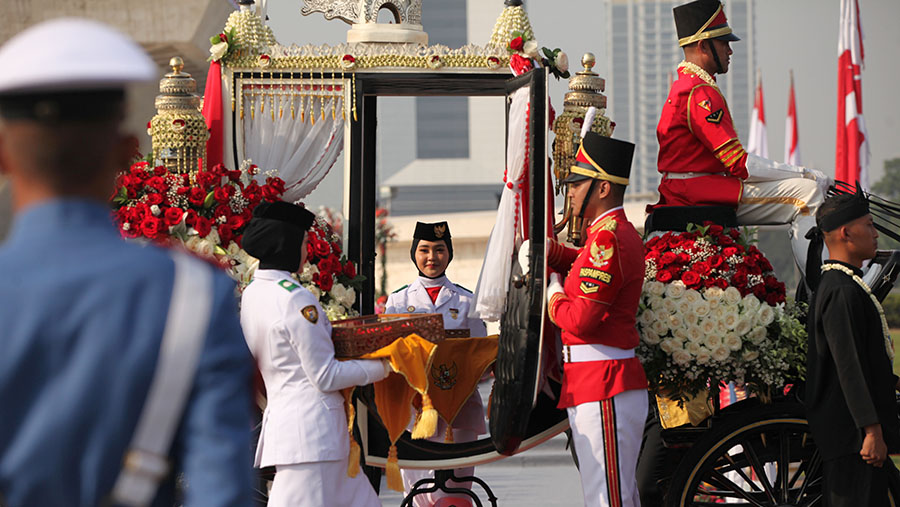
left=806, top=192, right=900, bottom=505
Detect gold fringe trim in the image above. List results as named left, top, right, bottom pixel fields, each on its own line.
left=410, top=392, right=438, bottom=439
left=386, top=445, right=404, bottom=492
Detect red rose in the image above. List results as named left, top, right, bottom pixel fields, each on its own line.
left=226, top=214, right=245, bottom=231
left=693, top=261, right=712, bottom=276
left=313, top=239, right=331, bottom=258
left=657, top=270, right=673, bottom=283
left=218, top=32, right=228, bottom=43
left=764, top=276, right=780, bottom=289
left=342, top=54, right=356, bottom=63
left=188, top=187, right=206, bottom=207
left=732, top=270, right=748, bottom=288
left=714, top=278, right=728, bottom=289
left=318, top=272, right=334, bottom=292
left=218, top=224, right=234, bottom=244
left=343, top=262, right=357, bottom=278
left=509, top=54, right=534, bottom=74
left=667, top=236, right=683, bottom=249
left=164, top=207, right=184, bottom=227
left=703, top=278, right=717, bottom=288
left=681, top=270, right=701, bottom=287
left=153, top=165, right=168, bottom=177
left=676, top=252, right=691, bottom=264
left=214, top=186, right=233, bottom=204
left=140, top=216, right=164, bottom=239
left=708, top=254, right=724, bottom=269
left=193, top=216, right=212, bottom=237
left=766, top=293, right=781, bottom=306
left=509, top=36, right=525, bottom=52
left=722, top=246, right=739, bottom=257
left=729, top=228, right=741, bottom=239
left=760, top=257, right=773, bottom=272
left=708, top=224, right=724, bottom=235
left=646, top=236, right=661, bottom=250
left=196, top=171, right=219, bottom=189
left=184, top=209, right=198, bottom=226
left=214, top=204, right=233, bottom=220
left=660, top=251, right=677, bottom=266
left=718, top=235, right=734, bottom=246
left=146, top=193, right=163, bottom=206
left=645, top=249, right=661, bottom=261
left=753, top=285, right=767, bottom=299
left=261, top=185, right=281, bottom=202
left=210, top=163, right=228, bottom=177
left=265, top=177, right=286, bottom=194
left=228, top=170, right=242, bottom=182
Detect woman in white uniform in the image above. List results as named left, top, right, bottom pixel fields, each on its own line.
left=240, top=202, right=391, bottom=507
left=385, top=221, right=488, bottom=507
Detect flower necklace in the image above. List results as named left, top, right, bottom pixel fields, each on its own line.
left=821, top=263, right=894, bottom=361
left=678, top=61, right=717, bottom=87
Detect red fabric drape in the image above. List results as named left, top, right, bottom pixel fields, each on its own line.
left=201, top=61, right=224, bottom=169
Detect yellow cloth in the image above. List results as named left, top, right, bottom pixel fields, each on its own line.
left=426, top=336, right=498, bottom=426
left=656, top=391, right=714, bottom=429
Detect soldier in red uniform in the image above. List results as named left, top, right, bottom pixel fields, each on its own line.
left=546, top=132, right=649, bottom=507
left=651, top=0, right=829, bottom=274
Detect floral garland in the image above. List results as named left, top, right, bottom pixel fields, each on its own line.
left=821, top=262, right=894, bottom=361
left=678, top=60, right=716, bottom=87
left=505, top=30, right=569, bottom=79
left=637, top=223, right=807, bottom=399
left=111, top=159, right=285, bottom=286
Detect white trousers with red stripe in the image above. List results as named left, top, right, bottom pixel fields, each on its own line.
left=567, top=389, right=648, bottom=507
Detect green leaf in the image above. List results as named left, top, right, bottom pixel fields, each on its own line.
left=541, top=47, right=554, bottom=59
left=214, top=245, right=228, bottom=256
left=203, top=191, right=216, bottom=209
left=209, top=35, right=220, bottom=46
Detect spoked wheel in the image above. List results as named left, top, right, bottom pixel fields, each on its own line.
left=666, top=402, right=824, bottom=506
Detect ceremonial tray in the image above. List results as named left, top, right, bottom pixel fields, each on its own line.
left=331, top=313, right=446, bottom=358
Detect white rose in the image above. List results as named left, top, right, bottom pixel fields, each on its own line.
left=696, top=347, right=712, bottom=364
left=693, top=299, right=711, bottom=317
left=704, top=286, right=724, bottom=302
left=742, top=349, right=760, bottom=361
left=668, top=314, right=684, bottom=330
left=701, top=318, right=718, bottom=335
left=708, top=297, right=720, bottom=309
left=556, top=51, right=569, bottom=73
left=757, top=304, right=775, bottom=326
left=713, top=305, right=727, bottom=319
left=723, top=332, right=742, bottom=351
left=206, top=228, right=220, bottom=244
left=703, top=333, right=723, bottom=349
left=642, top=329, right=661, bottom=345
left=647, top=281, right=667, bottom=297
left=647, top=295, right=665, bottom=312
left=716, top=320, right=728, bottom=334
left=723, top=286, right=742, bottom=305
left=741, top=293, right=761, bottom=313
left=722, top=309, right=740, bottom=330
left=683, top=311, right=698, bottom=327
left=184, top=236, right=203, bottom=253
left=660, top=338, right=678, bottom=355
left=685, top=341, right=702, bottom=357
left=735, top=317, right=753, bottom=336
left=663, top=298, right=679, bottom=315
left=195, top=239, right=216, bottom=258
left=678, top=299, right=692, bottom=316
left=673, top=328, right=689, bottom=344
left=712, top=345, right=731, bottom=362
left=748, top=326, right=767, bottom=345
left=684, top=289, right=702, bottom=304
left=226, top=241, right=242, bottom=256
left=652, top=319, right=669, bottom=336
left=210, top=41, right=229, bottom=61
left=639, top=308, right=656, bottom=327
left=672, top=348, right=692, bottom=366
left=665, top=281, right=686, bottom=299
left=523, top=39, right=540, bottom=58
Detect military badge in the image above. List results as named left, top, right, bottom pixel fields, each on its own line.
left=697, top=99, right=711, bottom=112
left=706, top=109, right=724, bottom=124
left=579, top=281, right=600, bottom=294
left=278, top=279, right=299, bottom=292
left=301, top=305, right=318, bottom=323
left=408, top=305, right=416, bottom=312
left=434, top=224, right=446, bottom=238
left=449, top=308, right=459, bottom=319
left=431, top=361, right=458, bottom=390
left=589, top=240, right=614, bottom=268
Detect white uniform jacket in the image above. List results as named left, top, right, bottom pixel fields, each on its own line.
left=385, top=275, right=488, bottom=433
left=241, top=269, right=388, bottom=467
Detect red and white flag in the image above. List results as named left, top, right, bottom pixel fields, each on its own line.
left=784, top=71, right=801, bottom=166
left=747, top=72, right=768, bottom=158
left=836, top=0, right=869, bottom=187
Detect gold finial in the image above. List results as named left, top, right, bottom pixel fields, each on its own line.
left=579, top=53, right=596, bottom=75
left=169, top=56, right=184, bottom=74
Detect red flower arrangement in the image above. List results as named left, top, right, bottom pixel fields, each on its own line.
left=297, top=213, right=366, bottom=320
left=644, top=222, right=786, bottom=305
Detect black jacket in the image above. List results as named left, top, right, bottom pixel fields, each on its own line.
left=805, top=260, right=900, bottom=459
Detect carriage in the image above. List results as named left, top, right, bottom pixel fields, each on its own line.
left=161, top=1, right=900, bottom=504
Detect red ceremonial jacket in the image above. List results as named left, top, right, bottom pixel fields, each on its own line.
left=547, top=207, right=648, bottom=408
left=650, top=66, right=748, bottom=211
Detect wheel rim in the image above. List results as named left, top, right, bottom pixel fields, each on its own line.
left=678, top=418, right=823, bottom=506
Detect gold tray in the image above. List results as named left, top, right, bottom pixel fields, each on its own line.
left=331, top=313, right=446, bottom=358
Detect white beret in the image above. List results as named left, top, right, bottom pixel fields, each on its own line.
left=0, top=18, right=156, bottom=95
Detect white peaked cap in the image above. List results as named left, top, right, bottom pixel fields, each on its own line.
left=0, top=18, right=156, bottom=95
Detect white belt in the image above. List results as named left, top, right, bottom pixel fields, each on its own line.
left=563, top=343, right=635, bottom=363
left=662, top=171, right=727, bottom=180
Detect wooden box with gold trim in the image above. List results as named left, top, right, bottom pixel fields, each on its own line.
left=331, top=313, right=446, bottom=358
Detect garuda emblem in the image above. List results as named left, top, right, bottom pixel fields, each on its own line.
left=589, top=241, right=614, bottom=268
left=431, top=361, right=458, bottom=390
left=434, top=224, right=446, bottom=238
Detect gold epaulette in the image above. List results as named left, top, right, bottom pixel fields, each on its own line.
left=589, top=215, right=618, bottom=235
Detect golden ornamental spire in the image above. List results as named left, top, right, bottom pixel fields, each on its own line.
left=149, top=56, right=210, bottom=173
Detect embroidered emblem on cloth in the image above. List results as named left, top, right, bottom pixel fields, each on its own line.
left=301, top=305, right=319, bottom=324
left=431, top=362, right=458, bottom=390
left=590, top=240, right=614, bottom=268
left=278, top=279, right=299, bottom=292
left=697, top=99, right=712, bottom=112
left=580, top=281, right=600, bottom=294
left=449, top=308, right=459, bottom=319
left=434, top=224, right=446, bottom=238
left=407, top=305, right=416, bottom=312
left=706, top=109, right=724, bottom=123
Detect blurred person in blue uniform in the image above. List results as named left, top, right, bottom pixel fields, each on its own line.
left=240, top=201, right=390, bottom=506
left=0, top=19, right=254, bottom=507
left=385, top=221, right=488, bottom=507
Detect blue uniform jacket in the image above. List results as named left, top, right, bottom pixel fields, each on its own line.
left=0, top=199, right=254, bottom=506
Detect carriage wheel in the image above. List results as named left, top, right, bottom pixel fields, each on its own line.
left=665, top=403, right=900, bottom=506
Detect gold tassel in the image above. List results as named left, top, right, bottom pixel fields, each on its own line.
left=347, top=436, right=361, bottom=478
left=411, top=392, right=438, bottom=439
left=444, top=424, right=454, bottom=443
left=386, top=445, right=404, bottom=492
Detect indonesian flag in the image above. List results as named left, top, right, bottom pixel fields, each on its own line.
left=784, top=71, right=801, bottom=165
left=836, top=0, right=869, bottom=188
left=747, top=73, right=768, bottom=157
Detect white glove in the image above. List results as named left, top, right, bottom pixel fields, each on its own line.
left=382, top=359, right=393, bottom=378
left=547, top=272, right=564, bottom=300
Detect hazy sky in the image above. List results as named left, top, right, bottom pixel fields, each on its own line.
left=268, top=0, right=900, bottom=205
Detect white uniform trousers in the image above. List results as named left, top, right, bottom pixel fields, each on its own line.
left=402, top=428, right=478, bottom=507
left=568, top=389, right=648, bottom=507
left=739, top=154, right=828, bottom=272
left=268, top=459, right=381, bottom=507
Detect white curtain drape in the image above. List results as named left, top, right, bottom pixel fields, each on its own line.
left=241, top=85, right=345, bottom=202
left=470, top=86, right=531, bottom=322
